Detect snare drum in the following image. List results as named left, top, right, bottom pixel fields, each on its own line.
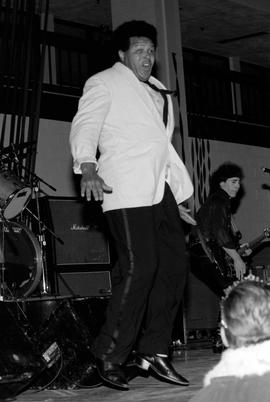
left=0, top=170, right=32, bottom=219
left=3, top=221, right=43, bottom=297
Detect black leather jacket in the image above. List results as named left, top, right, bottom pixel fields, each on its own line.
left=196, top=189, right=239, bottom=250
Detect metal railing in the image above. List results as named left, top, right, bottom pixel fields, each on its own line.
left=183, top=48, right=270, bottom=146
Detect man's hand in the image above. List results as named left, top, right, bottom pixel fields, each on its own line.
left=233, top=256, right=247, bottom=280
left=80, top=162, right=112, bottom=201
left=223, top=247, right=247, bottom=280
left=239, top=243, right=252, bottom=257
left=178, top=205, right=197, bottom=225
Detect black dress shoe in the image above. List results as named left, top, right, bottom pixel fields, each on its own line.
left=124, top=355, right=150, bottom=382
left=136, top=354, right=189, bottom=386
left=78, top=364, right=103, bottom=388
left=95, top=358, right=129, bottom=390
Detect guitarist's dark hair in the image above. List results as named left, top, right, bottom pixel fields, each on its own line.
left=210, top=162, right=243, bottom=193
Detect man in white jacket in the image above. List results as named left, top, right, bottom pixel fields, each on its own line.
left=70, top=20, right=194, bottom=390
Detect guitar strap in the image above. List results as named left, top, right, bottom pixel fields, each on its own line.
left=231, top=216, right=242, bottom=242
left=196, top=228, right=215, bottom=263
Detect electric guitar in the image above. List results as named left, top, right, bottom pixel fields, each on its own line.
left=210, top=226, right=270, bottom=279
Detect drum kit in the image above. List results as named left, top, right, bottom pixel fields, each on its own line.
left=0, top=143, right=59, bottom=300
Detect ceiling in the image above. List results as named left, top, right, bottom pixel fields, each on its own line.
left=48, top=0, right=270, bottom=69
left=180, top=0, right=270, bottom=69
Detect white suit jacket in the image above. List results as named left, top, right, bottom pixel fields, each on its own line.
left=70, top=62, right=193, bottom=212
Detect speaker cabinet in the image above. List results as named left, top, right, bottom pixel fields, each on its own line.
left=185, top=272, right=220, bottom=331
left=44, top=197, right=110, bottom=266
left=56, top=270, right=112, bottom=297
left=29, top=197, right=113, bottom=295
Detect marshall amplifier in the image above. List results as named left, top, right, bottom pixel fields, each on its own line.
left=38, top=197, right=111, bottom=267
left=29, top=197, right=113, bottom=296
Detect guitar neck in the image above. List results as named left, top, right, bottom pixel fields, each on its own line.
left=239, top=232, right=266, bottom=256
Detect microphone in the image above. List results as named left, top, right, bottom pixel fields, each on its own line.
left=262, top=167, right=270, bottom=174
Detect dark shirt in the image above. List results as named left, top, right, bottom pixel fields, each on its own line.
left=196, top=189, right=239, bottom=250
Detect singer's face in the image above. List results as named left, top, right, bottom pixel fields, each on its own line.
left=118, top=37, right=156, bottom=82
left=220, top=177, right=241, bottom=198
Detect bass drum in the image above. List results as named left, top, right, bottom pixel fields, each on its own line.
left=3, top=221, right=43, bottom=298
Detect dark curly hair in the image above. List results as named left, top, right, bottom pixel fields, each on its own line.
left=210, top=162, right=244, bottom=193
left=113, top=20, right=157, bottom=52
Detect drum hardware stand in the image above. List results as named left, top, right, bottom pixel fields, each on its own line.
left=0, top=209, right=7, bottom=301
left=26, top=178, right=63, bottom=296
left=15, top=159, right=57, bottom=195
left=0, top=209, right=17, bottom=301
left=25, top=205, right=64, bottom=295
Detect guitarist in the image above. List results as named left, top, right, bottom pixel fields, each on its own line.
left=190, top=163, right=251, bottom=351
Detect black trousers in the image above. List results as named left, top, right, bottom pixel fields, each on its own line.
left=91, top=184, right=187, bottom=363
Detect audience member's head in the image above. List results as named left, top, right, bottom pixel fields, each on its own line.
left=220, top=280, right=270, bottom=348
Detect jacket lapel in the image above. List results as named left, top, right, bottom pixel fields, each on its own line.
left=114, top=62, right=168, bottom=133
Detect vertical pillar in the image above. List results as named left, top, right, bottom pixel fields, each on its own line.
left=41, top=13, right=57, bottom=85
left=229, top=56, right=242, bottom=115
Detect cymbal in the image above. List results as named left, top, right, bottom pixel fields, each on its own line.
left=0, top=142, right=36, bottom=155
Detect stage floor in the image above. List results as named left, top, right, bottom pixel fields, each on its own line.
left=14, top=347, right=220, bottom=402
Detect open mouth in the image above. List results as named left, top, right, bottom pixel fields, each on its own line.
left=142, top=61, right=152, bottom=70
